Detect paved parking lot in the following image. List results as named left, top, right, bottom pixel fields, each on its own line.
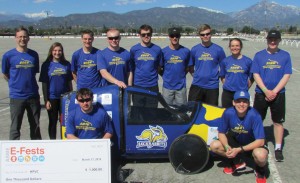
left=0, top=36, right=299, bottom=182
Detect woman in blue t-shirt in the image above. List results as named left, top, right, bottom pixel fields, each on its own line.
left=39, top=42, right=73, bottom=139
left=220, top=38, right=253, bottom=108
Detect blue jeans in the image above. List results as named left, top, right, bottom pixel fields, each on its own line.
left=10, top=97, right=42, bottom=140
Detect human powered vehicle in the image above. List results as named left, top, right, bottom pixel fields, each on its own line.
left=60, top=85, right=225, bottom=174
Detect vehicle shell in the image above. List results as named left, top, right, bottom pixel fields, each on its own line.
left=60, top=85, right=225, bottom=174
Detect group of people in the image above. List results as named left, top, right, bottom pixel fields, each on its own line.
left=209, top=29, right=292, bottom=183
left=1, top=24, right=292, bottom=183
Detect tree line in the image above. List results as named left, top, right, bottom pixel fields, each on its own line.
left=0, top=25, right=299, bottom=36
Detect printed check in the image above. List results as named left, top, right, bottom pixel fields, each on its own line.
left=0, top=139, right=111, bottom=183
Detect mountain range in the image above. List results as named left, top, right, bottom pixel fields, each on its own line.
left=0, top=1, right=299, bottom=30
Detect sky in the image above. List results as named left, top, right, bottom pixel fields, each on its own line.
left=1, top=0, right=300, bottom=18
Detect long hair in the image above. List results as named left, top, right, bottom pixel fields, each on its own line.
left=45, top=42, right=67, bottom=62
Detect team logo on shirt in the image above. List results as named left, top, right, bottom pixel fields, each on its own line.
left=81, top=59, right=96, bottom=68
left=263, top=59, right=281, bottom=69
left=16, top=59, right=34, bottom=69
left=198, top=52, right=213, bottom=61
left=232, top=124, right=248, bottom=134
left=227, top=64, right=244, bottom=73
left=109, top=56, right=125, bottom=65
left=138, top=52, right=154, bottom=61
left=167, top=55, right=183, bottom=64
left=51, top=67, right=67, bottom=76
left=76, top=119, right=96, bottom=131
left=136, top=125, right=168, bottom=149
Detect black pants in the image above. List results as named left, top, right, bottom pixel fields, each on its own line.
left=46, top=99, right=62, bottom=139
left=10, top=97, right=41, bottom=140
left=221, top=89, right=235, bottom=108
left=188, top=85, right=219, bottom=106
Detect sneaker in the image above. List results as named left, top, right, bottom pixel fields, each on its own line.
left=223, top=161, right=246, bottom=174
left=255, top=167, right=266, bottom=183
left=275, top=149, right=284, bottom=162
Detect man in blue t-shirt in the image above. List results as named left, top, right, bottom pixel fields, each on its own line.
left=66, top=88, right=113, bottom=139
left=188, top=24, right=226, bottom=106
left=210, top=91, right=268, bottom=183
left=251, top=30, right=292, bottom=162
left=130, top=24, right=162, bottom=107
left=1, top=27, right=42, bottom=140
left=160, top=27, right=191, bottom=106
left=97, top=28, right=132, bottom=88
left=71, top=29, right=102, bottom=90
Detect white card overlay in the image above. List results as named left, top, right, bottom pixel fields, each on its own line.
left=0, top=139, right=111, bottom=183
left=207, top=127, right=218, bottom=146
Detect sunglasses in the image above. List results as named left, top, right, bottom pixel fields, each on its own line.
left=200, top=32, right=211, bottom=37
left=77, top=98, right=92, bottom=103
left=108, top=36, right=120, bottom=40
left=140, top=33, right=152, bottom=37
left=170, top=34, right=180, bottom=38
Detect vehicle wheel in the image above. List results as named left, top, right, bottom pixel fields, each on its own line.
left=169, top=134, right=209, bottom=174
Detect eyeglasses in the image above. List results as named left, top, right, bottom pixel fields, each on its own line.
left=200, top=32, right=211, bottom=37
left=108, top=36, right=120, bottom=40
left=140, top=33, right=152, bottom=37
left=77, top=98, right=92, bottom=103
left=170, top=34, right=180, bottom=38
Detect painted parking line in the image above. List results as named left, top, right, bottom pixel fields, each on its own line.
left=292, top=68, right=300, bottom=73
left=0, top=107, right=9, bottom=113
left=0, top=96, right=44, bottom=114
left=0, top=111, right=10, bottom=117
left=268, top=151, right=283, bottom=183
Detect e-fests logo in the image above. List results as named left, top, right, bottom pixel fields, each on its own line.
left=8, top=146, right=45, bottom=163
left=136, top=125, right=168, bottom=149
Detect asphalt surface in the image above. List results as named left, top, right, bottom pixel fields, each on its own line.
left=0, top=36, right=299, bottom=183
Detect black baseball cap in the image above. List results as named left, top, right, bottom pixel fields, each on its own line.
left=267, top=30, right=281, bottom=39
left=168, top=27, right=181, bottom=36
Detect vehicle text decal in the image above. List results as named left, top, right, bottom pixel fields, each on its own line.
left=136, top=125, right=168, bottom=149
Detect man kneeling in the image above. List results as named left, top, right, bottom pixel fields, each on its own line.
left=210, top=90, right=268, bottom=183
left=66, top=88, right=113, bottom=139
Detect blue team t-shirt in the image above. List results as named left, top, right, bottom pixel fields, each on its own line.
left=97, top=47, right=131, bottom=86
left=218, top=107, right=265, bottom=145
left=2, top=48, right=39, bottom=99
left=189, top=43, right=226, bottom=89
left=71, top=47, right=102, bottom=89
left=161, top=45, right=190, bottom=90
left=39, top=60, right=73, bottom=99
left=66, top=103, right=113, bottom=139
left=251, top=49, right=292, bottom=93
left=130, top=43, right=162, bottom=87
left=220, top=55, right=252, bottom=92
